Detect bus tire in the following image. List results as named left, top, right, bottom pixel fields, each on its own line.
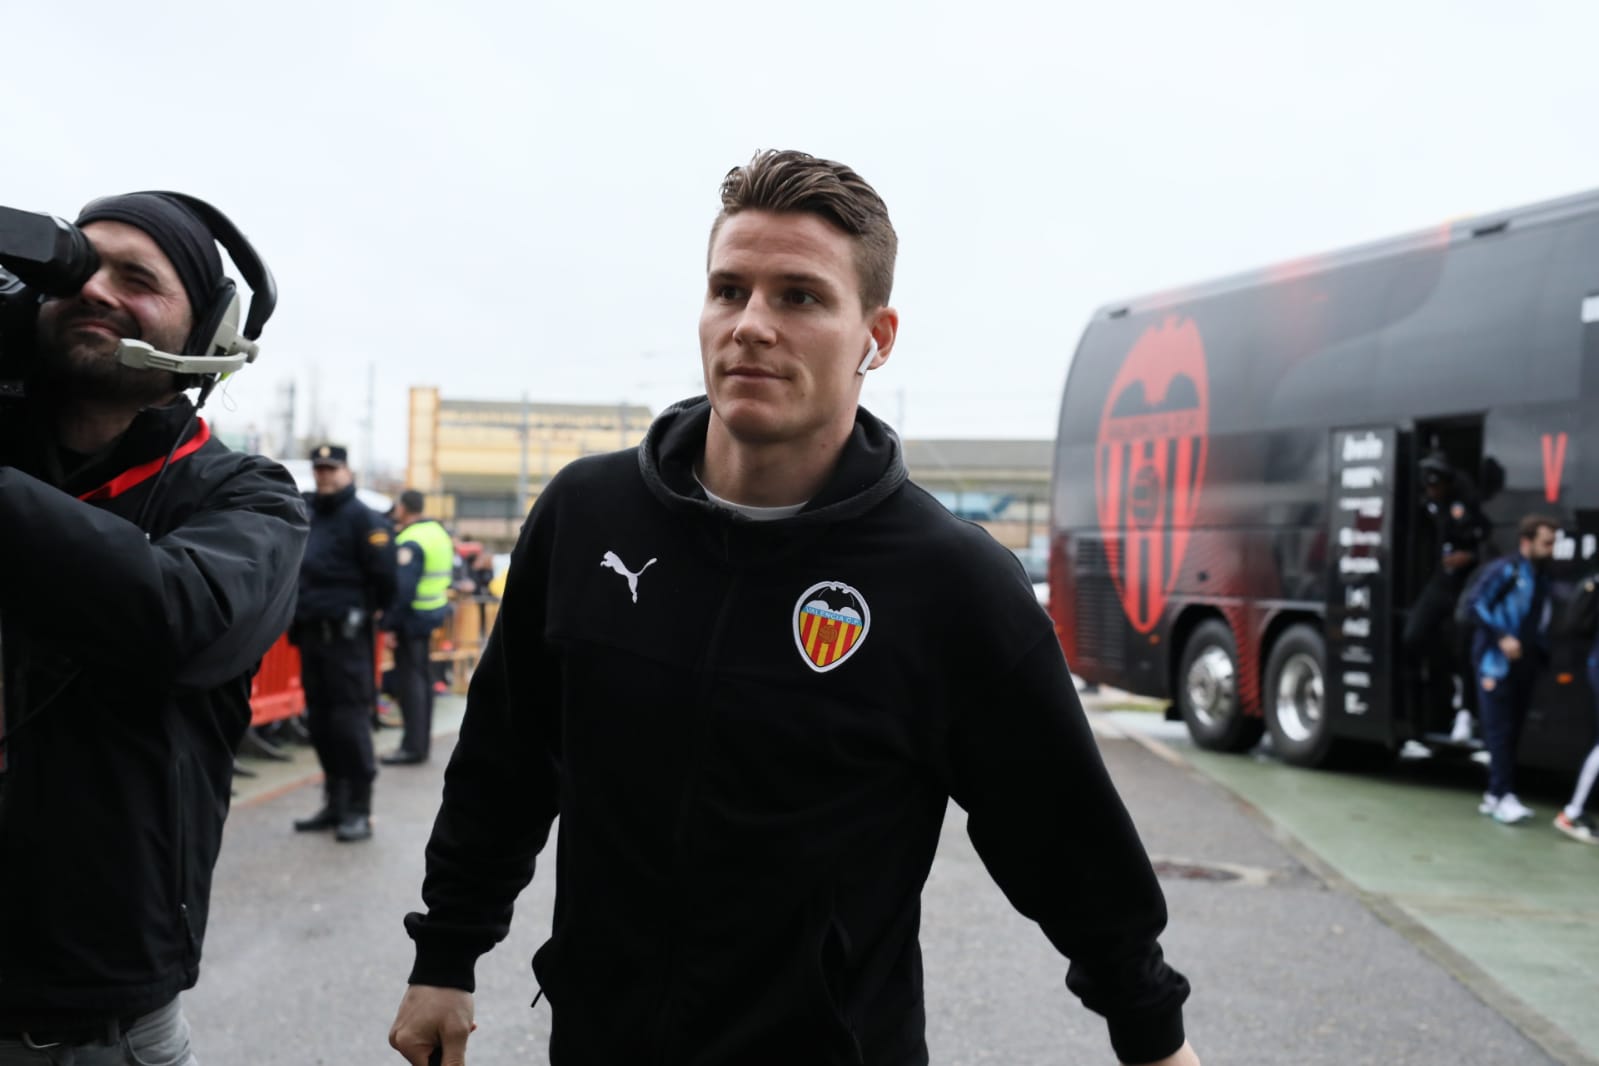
left=1263, top=625, right=1332, bottom=767
left=1176, top=619, right=1263, bottom=752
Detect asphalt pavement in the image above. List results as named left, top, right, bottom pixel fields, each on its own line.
left=181, top=696, right=1567, bottom=1064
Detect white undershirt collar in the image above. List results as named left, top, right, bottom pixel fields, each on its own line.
left=694, top=470, right=808, bottom=521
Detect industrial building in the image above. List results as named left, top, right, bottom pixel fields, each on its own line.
left=405, top=387, right=1050, bottom=559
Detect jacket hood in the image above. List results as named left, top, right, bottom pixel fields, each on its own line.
left=637, top=395, right=908, bottom=526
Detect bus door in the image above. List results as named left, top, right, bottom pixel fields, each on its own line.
left=1326, top=425, right=1400, bottom=745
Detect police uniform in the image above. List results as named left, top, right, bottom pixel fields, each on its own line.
left=292, top=445, right=397, bottom=839
left=382, top=512, right=454, bottom=763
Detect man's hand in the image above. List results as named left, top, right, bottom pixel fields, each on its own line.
left=1443, top=550, right=1476, bottom=572
left=390, top=985, right=475, bottom=1065
left=1124, top=1039, right=1201, bottom=1066
left=1500, top=635, right=1523, bottom=661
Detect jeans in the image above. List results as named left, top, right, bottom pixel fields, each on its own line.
left=0, top=998, right=196, bottom=1065
left=1478, top=665, right=1533, bottom=799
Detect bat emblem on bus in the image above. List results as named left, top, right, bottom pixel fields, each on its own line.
left=1095, top=316, right=1210, bottom=634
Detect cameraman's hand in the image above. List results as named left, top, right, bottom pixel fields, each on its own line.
left=390, top=985, right=475, bottom=1065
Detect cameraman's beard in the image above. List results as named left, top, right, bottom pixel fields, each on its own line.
left=35, top=306, right=183, bottom=407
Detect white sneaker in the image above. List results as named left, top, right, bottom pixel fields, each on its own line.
left=1493, top=794, right=1534, bottom=824
left=1450, top=710, right=1474, bottom=743
left=1478, top=793, right=1501, bottom=815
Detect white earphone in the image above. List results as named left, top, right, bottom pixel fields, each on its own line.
left=857, top=337, right=879, bottom=375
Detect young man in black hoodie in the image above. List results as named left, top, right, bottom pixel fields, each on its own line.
left=390, top=150, right=1200, bottom=1066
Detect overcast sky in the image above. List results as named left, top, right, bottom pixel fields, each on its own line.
left=7, top=1, right=1597, bottom=473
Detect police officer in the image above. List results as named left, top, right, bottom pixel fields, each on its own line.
left=1402, top=448, right=1492, bottom=739
left=381, top=489, right=454, bottom=765
left=292, top=443, right=397, bottom=841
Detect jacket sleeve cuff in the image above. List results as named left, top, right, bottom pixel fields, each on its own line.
left=405, top=915, right=481, bottom=992
left=1108, top=1006, right=1185, bottom=1065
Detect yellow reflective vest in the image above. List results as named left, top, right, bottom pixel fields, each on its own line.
left=397, top=518, right=453, bottom=612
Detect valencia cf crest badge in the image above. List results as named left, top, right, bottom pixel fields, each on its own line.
left=1094, top=315, right=1209, bottom=635
left=793, top=581, right=870, bottom=673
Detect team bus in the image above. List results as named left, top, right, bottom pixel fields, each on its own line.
left=1048, top=186, right=1599, bottom=770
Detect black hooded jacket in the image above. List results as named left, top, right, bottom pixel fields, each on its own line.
left=405, top=397, right=1189, bottom=1065
left=0, top=395, right=308, bottom=1023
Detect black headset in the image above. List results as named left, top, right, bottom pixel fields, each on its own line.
left=73, top=190, right=279, bottom=372
left=155, top=190, right=277, bottom=361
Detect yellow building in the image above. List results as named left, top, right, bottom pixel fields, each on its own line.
left=405, top=386, right=1052, bottom=560
left=406, top=387, right=652, bottom=545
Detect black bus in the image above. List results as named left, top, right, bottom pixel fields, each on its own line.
left=1048, top=186, right=1599, bottom=770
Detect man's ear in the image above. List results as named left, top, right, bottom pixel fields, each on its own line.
left=862, top=307, right=899, bottom=373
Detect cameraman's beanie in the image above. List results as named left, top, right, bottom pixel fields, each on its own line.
left=74, top=192, right=223, bottom=321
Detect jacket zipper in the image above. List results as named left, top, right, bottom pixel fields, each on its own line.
left=648, top=523, right=740, bottom=1063
left=171, top=724, right=198, bottom=967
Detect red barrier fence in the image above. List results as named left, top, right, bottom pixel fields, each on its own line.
left=249, top=634, right=305, bottom=726
left=247, top=594, right=497, bottom=727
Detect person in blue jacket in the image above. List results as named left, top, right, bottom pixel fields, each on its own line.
left=1471, top=513, right=1558, bottom=824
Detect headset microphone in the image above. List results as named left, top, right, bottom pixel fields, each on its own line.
left=117, top=338, right=258, bottom=376
left=117, top=291, right=260, bottom=375
left=857, top=337, right=878, bottom=375
left=94, top=190, right=276, bottom=386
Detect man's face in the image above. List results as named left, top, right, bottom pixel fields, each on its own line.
left=699, top=210, right=896, bottom=447
left=1528, top=526, right=1557, bottom=562
left=313, top=463, right=352, bottom=495
left=35, top=220, right=192, bottom=404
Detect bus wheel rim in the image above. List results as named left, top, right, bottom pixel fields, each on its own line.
left=1187, top=646, right=1236, bottom=729
left=1274, top=651, right=1323, bottom=745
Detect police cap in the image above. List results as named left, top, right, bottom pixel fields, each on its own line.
left=310, top=443, right=349, bottom=468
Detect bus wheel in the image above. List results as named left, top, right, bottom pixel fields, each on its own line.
left=1177, top=620, right=1264, bottom=752
left=1264, top=625, right=1332, bottom=767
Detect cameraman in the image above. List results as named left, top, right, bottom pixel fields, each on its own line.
left=0, top=192, right=307, bottom=1063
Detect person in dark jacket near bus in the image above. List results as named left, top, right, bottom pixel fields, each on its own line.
left=291, top=443, right=396, bottom=842
left=381, top=489, right=454, bottom=765
left=0, top=192, right=306, bottom=1062
left=1402, top=449, right=1491, bottom=742
left=1470, top=513, right=1557, bottom=825
left=389, top=151, right=1198, bottom=1066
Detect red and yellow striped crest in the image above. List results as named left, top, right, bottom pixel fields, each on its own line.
left=793, top=581, right=870, bottom=673
left=1094, top=316, right=1209, bottom=635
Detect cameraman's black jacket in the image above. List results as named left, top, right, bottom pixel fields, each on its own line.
left=0, top=396, right=308, bottom=1022
left=405, top=398, right=1189, bottom=1066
